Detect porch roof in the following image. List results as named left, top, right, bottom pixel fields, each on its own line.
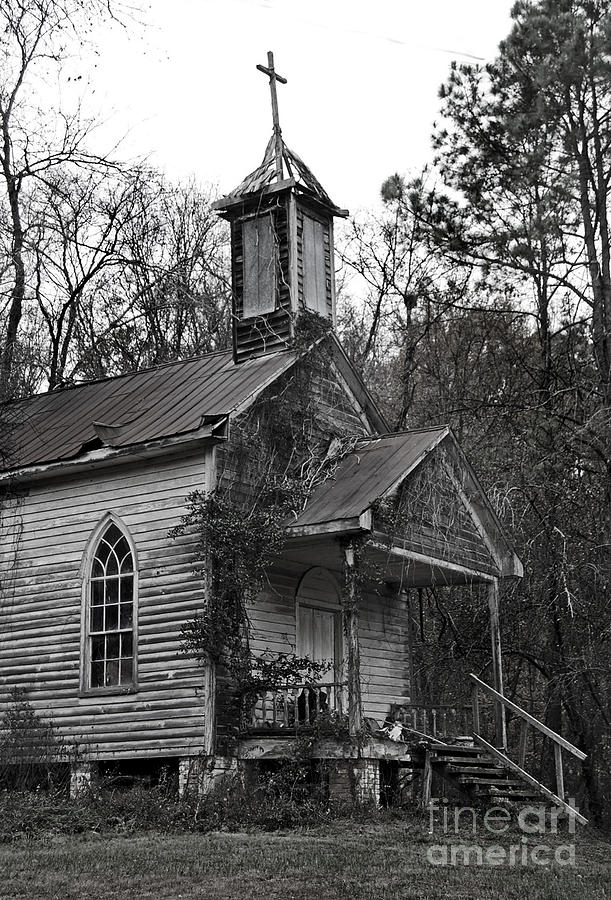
left=287, top=427, right=522, bottom=580
left=291, top=427, right=448, bottom=529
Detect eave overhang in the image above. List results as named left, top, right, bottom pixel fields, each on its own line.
left=0, top=417, right=228, bottom=486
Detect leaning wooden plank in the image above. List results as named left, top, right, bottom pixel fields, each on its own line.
left=399, top=726, right=445, bottom=745
left=473, top=734, right=588, bottom=826
left=469, top=674, right=587, bottom=761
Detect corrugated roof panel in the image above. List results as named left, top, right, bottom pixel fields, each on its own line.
left=290, top=428, right=449, bottom=527
left=3, top=349, right=297, bottom=471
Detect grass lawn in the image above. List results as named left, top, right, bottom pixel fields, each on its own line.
left=0, top=817, right=608, bottom=900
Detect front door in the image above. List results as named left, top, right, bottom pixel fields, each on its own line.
left=297, top=605, right=337, bottom=679
left=297, top=604, right=338, bottom=722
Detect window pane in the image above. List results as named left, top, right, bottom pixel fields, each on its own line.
left=106, top=550, right=119, bottom=577
left=90, top=606, right=104, bottom=632
left=104, top=524, right=123, bottom=546
left=106, top=578, right=119, bottom=605
left=106, top=633, right=120, bottom=659
left=91, top=580, right=104, bottom=606
left=121, top=632, right=133, bottom=658
left=114, top=535, right=130, bottom=561
left=91, top=559, right=104, bottom=579
left=91, top=660, right=105, bottom=687
left=120, top=603, right=133, bottom=629
left=105, top=604, right=118, bottom=632
left=120, top=657, right=133, bottom=685
left=91, top=635, right=105, bottom=662
left=120, top=577, right=133, bottom=605
left=95, top=539, right=111, bottom=566
left=120, top=550, right=133, bottom=573
left=105, top=659, right=119, bottom=686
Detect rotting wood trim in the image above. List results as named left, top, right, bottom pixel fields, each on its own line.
left=327, top=357, right=377, bottom=435
left=368, top=536, right=499, bottom=583
left=213, top=177, right=298, bottom=212
left=286, top=516, right=364, bottom=539
left=325, top=338, right=389, bottom=434
left=288, top=192, right=299, bottom=317
left=441, top=457, right=503, bottom=572
left=473, top=734, right=588, bottom=826
left=442, top=437, right=523, bottom=578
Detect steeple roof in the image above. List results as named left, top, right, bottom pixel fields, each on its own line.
left=214, top=132, right=348, bottom=217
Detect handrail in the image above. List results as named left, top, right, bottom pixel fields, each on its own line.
left=474, top=734, right=588, bottom=826
left=393, top=702, right=472, bottom=711
left=268, top=681, right=346, bottom=690
left=469, top=673, right=586, bottom=761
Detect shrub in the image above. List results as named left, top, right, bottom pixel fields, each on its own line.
left=0, top=690, right=75, bottom=792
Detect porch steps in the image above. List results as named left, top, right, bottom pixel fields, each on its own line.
left=447, top=765, right=506, bottom=777
left=426, top=743, right=540, bottom=802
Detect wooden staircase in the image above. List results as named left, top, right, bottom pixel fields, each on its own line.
left=414, top=674, right=589, bottom=825
left=424, top=742, right=541, bottom=803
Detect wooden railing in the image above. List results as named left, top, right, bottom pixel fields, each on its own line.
left=469, top=672, right=588, bottom=824
left=247, top=682, right=346, bottom=731
left=389, top=702, right=473, bottom=742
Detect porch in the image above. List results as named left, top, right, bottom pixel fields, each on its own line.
left=208, top=428, right=586, bottom=818
left=234, top=673, right=587, bottom=823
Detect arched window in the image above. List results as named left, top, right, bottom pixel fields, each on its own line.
left=86, top=522, right=136, bottom=689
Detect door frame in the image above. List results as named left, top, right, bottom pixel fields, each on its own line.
left=295, top=566, right=343, bottom=683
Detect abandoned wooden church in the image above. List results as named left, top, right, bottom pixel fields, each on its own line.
left=0, top=57, right=587, bottom=819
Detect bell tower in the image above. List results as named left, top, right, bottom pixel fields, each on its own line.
left=214, top=52, right=348, bottom=363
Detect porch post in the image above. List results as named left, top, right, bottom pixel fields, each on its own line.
left=203, top=655, right=216, bottom=756
left=341, top=539, right=363, bottom=736
left=487, top=578, right=507, bottom=749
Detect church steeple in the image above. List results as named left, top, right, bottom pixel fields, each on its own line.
left=214, top=52, right=348, bottom=363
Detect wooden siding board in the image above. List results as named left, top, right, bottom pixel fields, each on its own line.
left=380, top=447, right=499, bottom=577
left=243, top=216, right=277, bottom=317
left=0, top=449, right=211, bottom=760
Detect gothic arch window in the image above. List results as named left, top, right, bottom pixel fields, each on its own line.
left=83, top=520, right=137, bottom=691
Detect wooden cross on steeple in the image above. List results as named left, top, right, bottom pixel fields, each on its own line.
left=256, top=51, right=287, bottom=181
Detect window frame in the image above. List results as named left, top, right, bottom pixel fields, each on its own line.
left=295, top=567, right=343, bottom=685
left=79, top=515, right=139, bottom=696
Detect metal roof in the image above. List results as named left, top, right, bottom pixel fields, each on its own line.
left=2, top=349, right=297, bottom=472
left=290, top=427, right=450, bottom=529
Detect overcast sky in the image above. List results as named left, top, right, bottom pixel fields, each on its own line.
left=84, top=0, right=516, bottom=212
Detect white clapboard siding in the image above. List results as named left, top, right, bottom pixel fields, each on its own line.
left=248, top=559, right=410, bottom=723
left=359, top=590, right=411, bottom=723
left=0, top=449, right=211, bottom=760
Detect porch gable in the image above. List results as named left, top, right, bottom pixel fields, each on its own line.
left=286, top=427, right=522, bottom=585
